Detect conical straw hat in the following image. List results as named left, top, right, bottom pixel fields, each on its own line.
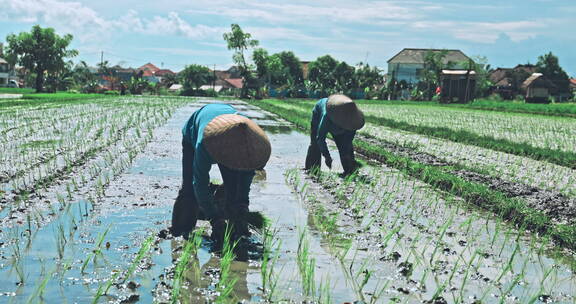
left=326, top=94, right=365, bottom=130
left=203, top=114, right=271, bottom=170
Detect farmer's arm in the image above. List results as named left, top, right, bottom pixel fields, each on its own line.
left=341, top=130, right=356, bottom=154
left=237, top=170, right=256, bottom=206
left=310, top=103, right=321, bottom=139
left=316, top=116, right=331, bottom=159
left=192, top=147, right=217, bottom=218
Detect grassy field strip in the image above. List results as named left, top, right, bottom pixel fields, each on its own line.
left=286, top=166, right=576, bottom=302
left=354, top=99, right=576, bottom=118
left=249, top=99, right=576, bottom=250
left=0, top=107, right=136, bottom=184
left=1, top=108, right=156, bottom=194
left=256, top=99, right=576, bottom=198
left=0, top=97, right=190, bottom=224
left=359, top=104, right=576, bottom=154
left=361, top=123, right=576, bottom=198
left=280, top=170, right=389, bottom=303
left=0, top=96, right=194, bottom=303
left=262, top=99, right=576, bottom=168
left=0, top=97, right=181, bottom=186
left=0, top=104, right=110, bottom=143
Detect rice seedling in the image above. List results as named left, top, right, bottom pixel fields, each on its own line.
left=297, top=228, right=316, bottom=297
left=26, top=267, right=55, bottom=304
left=81, top=225, right=111, bottom=274
left=216, top=225, right=239, bottom=302
left=171, top=228, right=203, bottom=303
left=260, top=225, right=282, bottom=301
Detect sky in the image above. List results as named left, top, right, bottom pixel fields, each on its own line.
left=0, top=0, right=575, bottom=76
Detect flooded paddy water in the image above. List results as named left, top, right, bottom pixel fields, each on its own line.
left=0, top=97, right=574, bottom=303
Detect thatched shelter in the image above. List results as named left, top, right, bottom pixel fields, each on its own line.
left=521, top=73, right=556, bottom=103
left=439, top=70, right=476, bottom=103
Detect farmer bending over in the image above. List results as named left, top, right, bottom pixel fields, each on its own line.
left=305, top=94, right=364, bottom=176
left=171, top=103, right=271, bottom=243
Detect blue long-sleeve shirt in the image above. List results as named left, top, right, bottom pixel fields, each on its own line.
left=182, top=104, right=255, bottom=218
left=311, top=98, right=356, bottom=158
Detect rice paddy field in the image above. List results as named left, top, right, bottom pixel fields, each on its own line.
left=0, top=95, right=575, bottom=303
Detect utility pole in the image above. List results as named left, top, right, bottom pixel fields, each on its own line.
left=100, top=51, right=103, bottom=68
left=213, top=64, right=216, bottom=90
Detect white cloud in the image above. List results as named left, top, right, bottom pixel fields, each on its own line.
left=187, top=0, right=423, bottom=24
left=0, top=0, right=224, bottom=43
left=410, top=20, right=546, bottom=43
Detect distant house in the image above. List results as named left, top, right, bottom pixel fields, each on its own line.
left=111, top=65, right=137, bottom=82
left=154, top=69, right=176, bottom=83
left=137, top=63, right=163, bottom=83
left=199, top=85, right=224, bottom=92
left=168, top=84, right=183, bottom=92
left=301, top=61, right=311, bottom=80
left=440, top=70, right=476, bottom=103
left=138, top=63, right=160, bottom=74
left=570, top=78, right=576, bottom=95
left=387, top=48, right=472, bottom=85
left=521, top=73, right=556, bottom=103
left=0, top=57, right=9, bottom=86
left=489, top=64, right=536, bottom=99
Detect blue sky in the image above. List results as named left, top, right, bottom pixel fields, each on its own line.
left=1, top=0, right=575, bottom=76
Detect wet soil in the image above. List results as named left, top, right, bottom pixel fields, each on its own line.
left=359, top=134, right=576, bottom=226
left=1, top=97, right=575, bottom=303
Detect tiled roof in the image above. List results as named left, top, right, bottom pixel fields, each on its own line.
left=141, top=70, right=154, bottom=77
left=224, top=78, right=243, bottom=89
left=388, top=48, right=471, bottom=64
left=138, top=63, right=160, bottom=73
left=155, top=69, right=175, bottom=76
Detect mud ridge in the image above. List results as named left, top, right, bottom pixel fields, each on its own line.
left=358, top=134, right=576, bottom=226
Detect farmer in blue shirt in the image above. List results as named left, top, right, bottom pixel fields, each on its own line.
left=171, top=103, right=271, bottom=242
left=305, top=94, right=365, bottom=175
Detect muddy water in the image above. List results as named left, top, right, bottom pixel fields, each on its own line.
left=0, top=98, right=575, bottom=303
left=0, top=99, right=352, bottom=303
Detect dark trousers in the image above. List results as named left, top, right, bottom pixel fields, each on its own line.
left=305, top=125, right=357, bottom=174
left=171, top=140, right=199, bottom=235
left=171, top=140, right=251, bottom=236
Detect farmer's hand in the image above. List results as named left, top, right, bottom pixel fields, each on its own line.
left=325, top=156, right=332, bottom=169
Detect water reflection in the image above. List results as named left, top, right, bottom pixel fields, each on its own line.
left=170, top=238, right=256, bottom=302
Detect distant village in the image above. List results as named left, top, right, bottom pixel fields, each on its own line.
left=1, top=44, right=575, bottom=103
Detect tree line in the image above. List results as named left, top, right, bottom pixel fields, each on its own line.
left=3, top=24, right=573, bottom=102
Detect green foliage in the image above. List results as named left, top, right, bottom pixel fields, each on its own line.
left=354, top=63, right=384, bottom=92
left=252, top=48, right=269, bottom=79
left=308, top=55, right=338, bottom=96
left=467, top=56, right=492, bottom=98
left=223, top=24, right=259, bottom=97
left=421, top=50, right=452, bottom=99
left=249, top=98, right=576, bottom=250
left=333, top=61, right=355, bottom=93
left=178, top=64, right=214, bottom=92
left=127, top=76, right=149, bottom=95
left=6, top=25, right=78, bottom=92
left=536, top=52, right=571, bottom=95
left=0, top=87, right=35, bottom=94
left=72, top=61, right=96, bottom=87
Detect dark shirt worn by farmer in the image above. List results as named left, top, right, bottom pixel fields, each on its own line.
left=171, top=103, right=271, bottom=241
left=305, top=95, right=364, bottom=175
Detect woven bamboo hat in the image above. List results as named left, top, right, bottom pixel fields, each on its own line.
left=203, top=114, right=271, bottom=170
left=326, top=94, right=365, bottom=130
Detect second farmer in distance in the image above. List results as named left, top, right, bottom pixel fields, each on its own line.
left=305, top=94, right=365, bottom=176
